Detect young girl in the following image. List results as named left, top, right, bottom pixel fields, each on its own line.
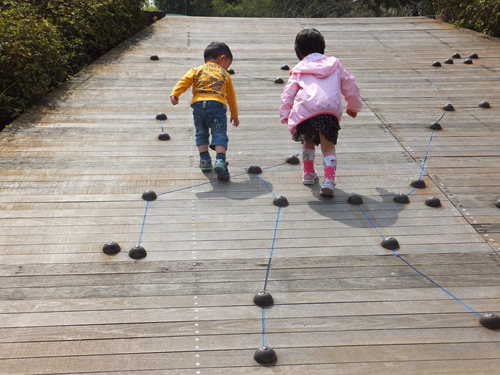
left=279, top=28, right=362, bottom=196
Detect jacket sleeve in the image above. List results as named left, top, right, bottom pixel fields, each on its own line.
left=279, top=75, right=300, bottom=124
left=339, top=63, right=363, bottom=113
left=171, top=68, right=194, bottom=98
left=225, top=75, right=239, bottom=117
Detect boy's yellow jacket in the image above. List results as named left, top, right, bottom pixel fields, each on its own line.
left=171, top=62, right=238, bottom=117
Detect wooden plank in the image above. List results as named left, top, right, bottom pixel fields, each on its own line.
left=2, top=344, right=500, bottom=374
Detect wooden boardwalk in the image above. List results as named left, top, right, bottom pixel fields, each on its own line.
left=1, top=16, right=500, bottom=374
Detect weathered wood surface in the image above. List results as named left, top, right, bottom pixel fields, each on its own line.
left=1, top=16, right=500, bottom=374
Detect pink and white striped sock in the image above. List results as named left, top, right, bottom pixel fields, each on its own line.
left=323, top=154, right=337, bottom=179
left=302, top=147, right=316, bottom=173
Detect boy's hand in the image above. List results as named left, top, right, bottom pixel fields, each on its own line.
left=231, top=117, right=239, bottom=127
left=347, top=109, right=357, bottom=118
left=170, top=95, right=179, bottom=105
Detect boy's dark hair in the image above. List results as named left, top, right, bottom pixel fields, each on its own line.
left=294, top=28, right=325, bottom=60
left=204, top=42, right=233, bottom=62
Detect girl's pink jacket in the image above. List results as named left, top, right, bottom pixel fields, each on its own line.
left=279, top=53, right=363, bottom=135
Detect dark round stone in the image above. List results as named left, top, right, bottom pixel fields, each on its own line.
left=479, top=101, right=491, bottom=108
left=247, top=164, right=262, bottom=174
left=432, top=61, right=442, bottom=67
left=425, top=196, right=442, bottom=207
left=381, top=236, right=399, bottom=250
left=479, top=313, right=500, bottom=329
left=394, top=193, right=410, bottom=204
left=286, top=155, right=300, bottom=165
left=274, top=77, right=284, bottom=84
left=444, top=58, right=454, bottom=64
left=150, top=55, right=159, bottom=61
left=464, top=58, right=473, bottom=64
left=411, top=179, right=426, bottom=188
left=129, top=246, right=147, bottom=259
left=495, top=199, right=500, bottom=209
left=158, top=132, right=170, bottom=141
left=273, top=195, right=288, bottom=207
left=254, top=346, right=277, bottom=364
left=347, top=194, right=363, bottom=205
left=227, top=68, right=235, bottom=75
left=469, top=53, right=479, bottom=59
left=281, top=64, right=290, bottom=70
left=452, top=52, right=461, bottom=59
left=253, top=291, right=274, bottom=307
left=156, top=113, right=167, bottom=121
left=430, top=121, right=442, bottom=130
left=102, top=241, right=121, bottom=255
left=443, top=103, right=455, bottom=111
left=142, top=190, right=157, bottom=201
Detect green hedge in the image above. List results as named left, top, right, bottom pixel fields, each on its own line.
left=0, top=0, right=147, bottom=128
left=434, top=0, right=500, bottom=37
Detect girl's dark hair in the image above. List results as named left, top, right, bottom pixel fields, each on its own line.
left=204, top=42, right=233, bottom=62
left=294, top=28, right=325, bottom=60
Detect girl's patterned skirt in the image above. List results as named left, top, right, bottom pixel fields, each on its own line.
left=292, top=114, right=341, bottom=146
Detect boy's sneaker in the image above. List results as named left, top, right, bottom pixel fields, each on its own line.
left=214, top=159, right=230, bottom=180
left=302, top=172, right=317, bottom=185
left=320, top=177, right=336, bottom=196
left=199, top=157, right=212, bottom=172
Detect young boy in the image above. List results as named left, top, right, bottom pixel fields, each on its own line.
left=170, top=42, right=239, bottom=180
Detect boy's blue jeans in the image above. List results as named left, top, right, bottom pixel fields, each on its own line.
left=192, top=101, right=228, bottom=151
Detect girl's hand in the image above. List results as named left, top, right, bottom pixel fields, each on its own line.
left=170, top=95, right=179, bottom=105
left=347, top=109, right=357, bottom=118
left=231, top=117, right=239, bottom=127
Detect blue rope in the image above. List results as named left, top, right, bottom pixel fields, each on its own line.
left=355, top=205, right=480, bottom=316
left=356, top=204, right=385, bottom=239
left=261, top=164, right=286, bottom=171
left=407, top=113, right=442, bottom=196
left=262, top=308, right=267, bottom=346
left=418, top=150, right=431, bottom=180
left=437, top=110, right=447, bottom=123
left=160, top=120, right=164, bottom=133
left=263, top=207, right=281, bottom=291
left=392, top=250, right=480, bottom=316
left=258, top=174, right=276, bottom=198
left=157, top=180, right=216, bottom=196
left=137, top=200, right=150, bottom=246
left=157, top=168, right=285, bottom=197
left=428, top=131, right=435, bottom=147
left=288, top=200, right=343, bottom=205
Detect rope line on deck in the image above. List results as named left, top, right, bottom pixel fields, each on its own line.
left=356, top=204, right=385, bottom=239
left=128, top=121, right=488, bottom=359
left=263, top=206, right=282, bottom=292
left=262, top=308, right=267, bottom=346
left=258, top=174, right=277, bottom=198
left=356, top=203, right=480, bottom=316
left=408, top=111, right=445, bottom=197
left=391, top=249, right=481, bottom=316
left=137, top=200, right=150, bottom=247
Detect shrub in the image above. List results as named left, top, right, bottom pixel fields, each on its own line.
left=0, top=0, right=147, bottom=128
left=434, top=0, right=500, bottom=37
left=33, top=0, right=148, bottom=72
left=0, top=2, right=68, bottom=126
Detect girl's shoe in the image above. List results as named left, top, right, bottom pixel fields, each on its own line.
left=302, top=172, right=317, bottom=185
left=214, top=159, right=230, bottom=180
left=320, top=177, right=335, bottom=196
left=199, top=157, right=212, bottom=172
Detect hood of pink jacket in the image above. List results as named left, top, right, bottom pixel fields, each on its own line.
left=290, top=53, right=340, bottom=79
